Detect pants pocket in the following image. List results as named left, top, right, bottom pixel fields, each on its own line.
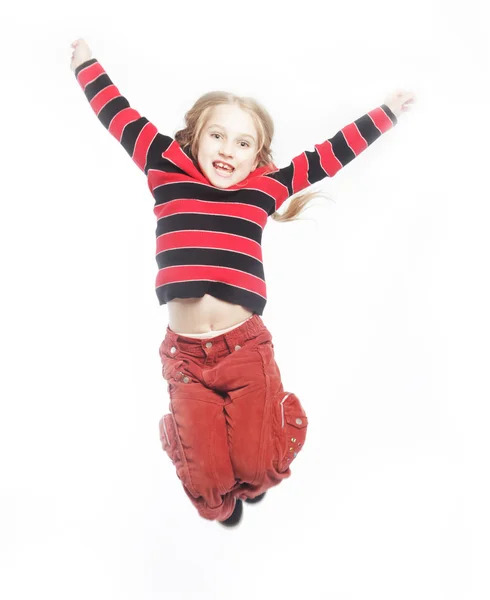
left=160, top=356, right=185, bottom=382
left=273, top=392, right=308, bottom=472
left=159, top=413, right=197, bottom=496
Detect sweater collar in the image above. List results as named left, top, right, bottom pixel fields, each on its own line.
left=230, top=164, right=278, bottom=189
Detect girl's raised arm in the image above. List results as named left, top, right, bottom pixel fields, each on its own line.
left=264, top=104, right=398, bottom=197
left=71, top=39, right=173, bottom=174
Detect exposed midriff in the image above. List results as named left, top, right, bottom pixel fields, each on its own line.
left=167, top=295, right=254, bottom=334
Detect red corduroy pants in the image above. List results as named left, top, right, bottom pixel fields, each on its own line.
left=158, top=313, right=308, bottom=522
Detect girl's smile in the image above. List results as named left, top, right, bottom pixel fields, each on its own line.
left=197, top=103, right=259, bottom=188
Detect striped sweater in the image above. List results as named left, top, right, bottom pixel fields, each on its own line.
left=74, top=58, right=397, bottom=315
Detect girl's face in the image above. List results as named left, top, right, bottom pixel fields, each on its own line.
left=197, top=103, right=259, bottom=188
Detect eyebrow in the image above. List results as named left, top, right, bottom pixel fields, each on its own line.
left=207, top=124, right=256, bottom=142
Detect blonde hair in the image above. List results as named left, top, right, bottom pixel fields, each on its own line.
left=174, top=91, right=332, bottom=223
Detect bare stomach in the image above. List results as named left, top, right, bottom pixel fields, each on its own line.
left=167, top=295, right=254, bottom=334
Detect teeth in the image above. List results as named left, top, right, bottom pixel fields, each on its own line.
left=214, top=162, right=233, bottom=171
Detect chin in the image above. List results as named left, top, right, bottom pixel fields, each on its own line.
left=206, top=173, right=235, bottom=189
left=214, top=180, right=234, bottom=189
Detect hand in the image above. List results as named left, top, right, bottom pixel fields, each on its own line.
left=384, top=89, right=416, bottom=118
left=70, top=38, right=92, bottom=72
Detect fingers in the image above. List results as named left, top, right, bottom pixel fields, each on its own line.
left=70, top=39, right=88, bottom=71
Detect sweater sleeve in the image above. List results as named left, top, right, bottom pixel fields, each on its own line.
left=73, top=58, right=173, bottom=174
left=265, top=104, right=398, bottom=197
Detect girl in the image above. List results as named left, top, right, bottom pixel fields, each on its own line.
left=70, top=39, right=416, bottom=527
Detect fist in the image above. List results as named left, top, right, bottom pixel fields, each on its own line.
left=384, top=90, right=416, bottom=118
left=70, top=38, right=92, bottom=72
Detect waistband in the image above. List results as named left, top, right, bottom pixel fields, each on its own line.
left=160, top=313, right=270, bottom=358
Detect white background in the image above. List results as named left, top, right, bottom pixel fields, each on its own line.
left=1, top=0, right=489, bottom=598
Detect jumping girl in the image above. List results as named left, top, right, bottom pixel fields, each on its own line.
left=70, top=38, right=416, bottom=527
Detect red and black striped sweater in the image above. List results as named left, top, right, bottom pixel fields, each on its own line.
left=74, top=58, right=397, bottom=315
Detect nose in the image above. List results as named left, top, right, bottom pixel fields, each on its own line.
left=219, top=141, right=234, bottom=158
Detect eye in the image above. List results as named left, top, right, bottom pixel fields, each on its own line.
left=240, top=141, right=250, bottom=148
left=211, top=133, right=221, bottom=139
